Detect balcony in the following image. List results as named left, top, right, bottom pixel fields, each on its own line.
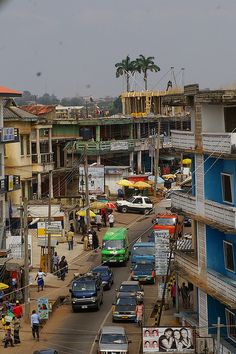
left=0, top=128, right=19, bottom=143
left=171, top=130, right=195, bottom=150
left=32, top=153, right=54, bottom=173
left=171, top=191, right=236, bottom=231
left=202, top=132, right=236, bottom=155
left=175, top=251, right=236, bottom=308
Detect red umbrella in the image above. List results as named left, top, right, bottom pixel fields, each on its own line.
left=105, top=202, right=116, bottom=209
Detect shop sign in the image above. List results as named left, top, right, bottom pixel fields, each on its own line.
left=110, top=141, right=129, bottom=151
left=37, top=298, right=49, bottom=320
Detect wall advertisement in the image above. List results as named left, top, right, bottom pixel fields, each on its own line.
left=143, top=327, right=195, bottom=353
left=79, top=165, right=105, bottom=194
left=37, top=297, right=49, bottom=320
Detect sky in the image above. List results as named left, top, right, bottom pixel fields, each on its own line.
left=0, top=0, right=236, bottom=98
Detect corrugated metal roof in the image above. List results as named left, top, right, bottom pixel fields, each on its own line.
left=3, top=106, right=38, bottom=121
left=21, top=104, right=56, bottom=116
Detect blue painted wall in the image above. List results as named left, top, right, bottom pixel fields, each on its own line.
left=206, top=226, right=236, bottom=281
left=204, top=157, right=236, bottom=206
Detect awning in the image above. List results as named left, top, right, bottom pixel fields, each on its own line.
left=159, top=155, right=175, bottom=161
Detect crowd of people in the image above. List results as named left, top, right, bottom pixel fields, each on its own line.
left=0, top=299, right=23, bottom=348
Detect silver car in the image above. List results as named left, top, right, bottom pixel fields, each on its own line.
left=96, top=326, right=130, bottom=353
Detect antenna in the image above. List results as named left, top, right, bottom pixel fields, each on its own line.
left=181, top=67, right=185, bottom=87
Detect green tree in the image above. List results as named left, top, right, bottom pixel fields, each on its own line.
left=136, top=55, right=160, bottom=90
left=115, top=55, right=136, bottom=91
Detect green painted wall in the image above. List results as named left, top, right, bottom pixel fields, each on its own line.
left=52, top=124, right=80, bottom=137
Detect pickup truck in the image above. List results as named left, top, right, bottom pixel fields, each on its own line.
left=116, top=196, right=153, bottom=214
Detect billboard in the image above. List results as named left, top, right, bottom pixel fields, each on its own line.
left=155, top=230, right=170, bottom=276
left=79, top=165, right=105, bottom=194
left=37, top=297, right=49, bottom=320
left=143, top=327, right=194, bottom=353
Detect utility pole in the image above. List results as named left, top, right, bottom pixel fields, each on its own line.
left=47, top=170, right=52, bottom=273
left=213, top=317, right=222, bottom=354
left=154, top=120, right=161, bottom=197
left=84, top=145, right=90, bottom=231
left=23, top=198, right=30, bottom=322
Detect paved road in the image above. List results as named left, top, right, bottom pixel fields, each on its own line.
left=30, top=213, right=154, bottom=354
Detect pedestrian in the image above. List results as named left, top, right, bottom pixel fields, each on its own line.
left=171, top=281, right=176, bottom=307
left=88, top=230, right=93, bottom=250
left=3, top=321, right=14, bottom=348
left=180, top=282, right=189, bottom=309
left=58, top=256, right=68, bottom=281
left=67, top=227, right=74, bottom=251
left=136, top=302, right=144, bottom=326
left=83, top=234, right=89, bottom=251
left=31, top=310, right=40, bottom=341
left=35, top=268, right=46, bottom=292
left=92, top=230, right=99, bottom=252
left=12, top=316, right=21, bottom=344
left=101, top=208, right=107, bottom=227
left=95, top=213, right=102, bottom=231
left=108, top=213, right=114, bottom=228
left=52, top=251, right=60, bottom=274
left=13, top=300, right=23, bottom=318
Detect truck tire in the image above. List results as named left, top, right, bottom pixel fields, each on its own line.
left=121, top=206, right=128, bottom=213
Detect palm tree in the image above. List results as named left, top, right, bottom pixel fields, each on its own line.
left=115, top=56, right=136, bottom=92
left=136, top=55, right=160, bottom=90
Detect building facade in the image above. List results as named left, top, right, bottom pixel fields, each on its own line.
left=171, top=84, right=236, bottom=353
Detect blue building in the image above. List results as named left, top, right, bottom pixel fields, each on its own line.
left=170, top=84, right=236, bottom=353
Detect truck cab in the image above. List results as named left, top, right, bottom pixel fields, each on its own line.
left=152, top=213, right=183, bottom=238
left=131, top=242, right=155, bottom=266
left=70, top=273, right=103, bottom=311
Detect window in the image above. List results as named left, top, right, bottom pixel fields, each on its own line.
left=26, top=135, right=30, bottom=155
left=221, top=173, right=233, bottom=204
left=20, top=135, right=24, bottom=156
left=223, top=241, right=235, bottom=272
left=225, top=309, right=236, bottom=342
left=135, top=198, right=142, bottom=204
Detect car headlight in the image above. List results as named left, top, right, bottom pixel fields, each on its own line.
left=113, top=311, right=119, bottom=314
left=90, top=297, right=96, bottom=302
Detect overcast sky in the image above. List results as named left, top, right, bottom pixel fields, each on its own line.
left=0, top=0, right=235, bottom=98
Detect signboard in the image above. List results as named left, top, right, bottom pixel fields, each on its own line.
left=79, top=165, right=104, bottom=194
left=8, top=175, right=14, bottom=191
left=6, top=234, right=32, bottom=263
left=143, top=327, right=195, bottom=352
left=37, top=221, right=62, bottom=237
left=37, top=297, right=49, bottom=320
left=155, top=230, right=170, bottom=276
left=110, top=141, right=129, bottom=151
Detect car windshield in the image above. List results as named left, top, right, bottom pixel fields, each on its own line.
left=93, top=268, right=109, bottom=275
left=101, top=333, right=127, bottom=344
left=134, top=264, right=153, bottom=271
left=155, top=217, right=176, bottom=226
left=120, top=284, right=139, bottom=292
left=132, top=246, right=154, bottom=256
left=116, top=297, right=136, bottom=306
left=72, top=281, right=95, bottom=291
left=103, top=240, right=124, bottom=249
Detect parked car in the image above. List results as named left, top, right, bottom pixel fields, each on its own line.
left=69, top=272, right=103, bottom=311
left=116, top=195, right=153, bottom=214
left=33, top=351, right=58, bottom=354
left=96, top=326, right=130, bottom=354
left=91, top=265, right=114, bottom=290
left=118, top=280, right=144, bottom=302
left=131, top=262, right=156, bottom=284
left=112, top=292, right=137, bottom=322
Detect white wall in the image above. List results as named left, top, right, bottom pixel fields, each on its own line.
left=202, top=104, right=224, bottom=132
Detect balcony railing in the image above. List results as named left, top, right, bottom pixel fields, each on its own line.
left=0, top=128, right=19, bottom=143
left=32, top=153, right=54, bottom=164
left=171, top=130, right=195, bottom=150
left=202, top=132, right=236, bottom=154
left=73, top=139, right=148, bottom=154
left=171, top=191, right=196, bottom=214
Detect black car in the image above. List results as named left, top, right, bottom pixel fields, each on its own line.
left=92, top=265, right=114, bottom=290
left=112, top=292, right=137, bottom=322
left=131, top=262, right=155, bottom=284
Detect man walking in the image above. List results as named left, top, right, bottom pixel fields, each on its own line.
left=31, top=310, right=40, bottom=341
left=67, top=227, right=74, bottom=250
left=12, top=316, right=21, bottom=344
left=58, top=256, right=68, bottom=281
left=108, top=213, right=114, bottom=228
left=95, top=213, right=102, bottom=231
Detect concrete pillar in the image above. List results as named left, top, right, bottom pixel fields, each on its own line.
left=56, top=145, right=61, bottom=168
left=137, top=150, right=142, bottom=173
left=37, top=173, right=42, bottom=199
left=96, top=126, right=101, bottom=142
left=49, top=171, right=53, bottom=199
left=64, top=149, right=67, bottom=167
left=137, top=123, right=141, bottom=139
left=48, top=128, right=52, bottom=153
left=129, top=152, right=134, bottom=171
left=129, top=124, right=133, bottom=139
left=97, top=155, right=101, bottom=165
left=36, top=129, right=41, bottom=163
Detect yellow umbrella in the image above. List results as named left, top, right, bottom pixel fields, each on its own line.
left=90, top=201, right=106, bottom=210
left=76, top=209, right=96, bottom=217
left=133, top=181, right=152, bottom=189
left=182, top=158, right=192, bottom=165
left=0, top=282, right=9, bottom=290
left=117, top=179, right=134, bottom=187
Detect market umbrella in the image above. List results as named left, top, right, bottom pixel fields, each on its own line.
left=133, top=181, right=152, bottom=189
left=76, top=209, right=96, bottom=217
left=90, top=201, right=107, bottom=210
left=0, top=282, right=9, bottom=290
left=117, top=179, right=134, bottom=187
left=105, top=202, right=116, bottom=209
left=182, top=158, right=192, bottom=164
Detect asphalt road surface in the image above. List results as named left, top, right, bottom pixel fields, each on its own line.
left=33, top=213, right=154, bottom=354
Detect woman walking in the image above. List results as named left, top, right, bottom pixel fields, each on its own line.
left=35, top=268, right=46, bottom=292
